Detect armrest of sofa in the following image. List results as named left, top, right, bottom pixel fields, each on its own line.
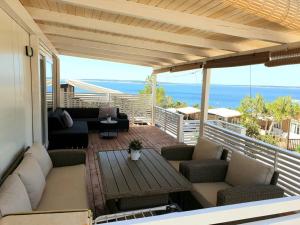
left=161, top=145, right=194, bottom=160
left=217, top=184, right=284, bottom=206
left=118, top=112, right=128, bottom=120
left=48, top=149, right=86, bottom=167
left=180, top=160, right=228, bottom=183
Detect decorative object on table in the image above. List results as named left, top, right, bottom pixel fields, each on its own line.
left=128, top=139, right=143, bottom=160
left=106, top=114, right=111, bottom=122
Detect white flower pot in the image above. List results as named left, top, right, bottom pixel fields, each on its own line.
left=130, top=150, right=141, bottom=160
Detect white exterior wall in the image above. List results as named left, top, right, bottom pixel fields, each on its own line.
left=0, top=8, right=32, bottom=178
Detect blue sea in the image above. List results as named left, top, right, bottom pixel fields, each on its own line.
left=64, top=79, right=300, bottom=109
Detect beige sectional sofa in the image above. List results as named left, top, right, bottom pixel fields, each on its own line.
left=0, top=144, right=89, bottom=217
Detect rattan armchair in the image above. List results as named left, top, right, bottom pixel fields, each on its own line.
left=181, top=151, right=284, bottom=208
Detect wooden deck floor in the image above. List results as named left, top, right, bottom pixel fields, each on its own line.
left=85, top=125, right=179, bottom=217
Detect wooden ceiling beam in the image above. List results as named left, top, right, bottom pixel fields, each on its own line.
left=54, top=42, right=177, bottom=65
left=59, top=0, right=300, bottom=43
left=59, top=50, right=153, bottom=67
left=40, top=24, right=225, bottom=57
left=48, top=35, right=187, bottom=63
left=27, top=7, right=244, bottom=52
left=56, top=44, right=169, bottom=67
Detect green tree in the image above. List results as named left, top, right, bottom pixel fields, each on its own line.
left=139, top=75, right=188, bottom=108
left=139, top=75, right=167, bottom=107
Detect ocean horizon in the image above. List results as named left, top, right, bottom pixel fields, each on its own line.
left=61, top=79, right=300, bottom=109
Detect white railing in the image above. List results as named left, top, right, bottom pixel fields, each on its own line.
left=209, top=120, right=246, bottom=135
left=106, top=196, right=300, bottom=225
left=204, top=122, right=300, bottom=196
left=183, top=120, right=200, bottom=145
left=154, top=106, right=184, bottom=142
left=59, top=92, right=153, bottom=124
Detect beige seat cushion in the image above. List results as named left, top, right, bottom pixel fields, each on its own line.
left=192, top=182, right=232, bottom=208
left=26, top=143, right=53, bottom=177
left=37, top=164, right=88, bottom=211
left=14, top=155, right=46, bottom=210
left=168, top=160, right=184, bottom=171
left=192, top=138, right=223, bottom=160
left=0, top=174, right=32, bottom=217
left=225, top=151, right=274, bottom=186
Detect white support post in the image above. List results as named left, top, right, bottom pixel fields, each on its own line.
left=30, top=35, right=42, bottom=143
left=177, top=114, right=184, bottom=142
left=199, top=68, right=211, bottom=137
left=53, top=55, right=60, bottom=108
left=151, top=73, right=157, bottom=125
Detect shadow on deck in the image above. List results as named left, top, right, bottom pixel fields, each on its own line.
left=86, top=125, right=180, bottom=217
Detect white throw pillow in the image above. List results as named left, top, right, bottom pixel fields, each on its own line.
left=0, top=174, right=32, bottom=216
left=225, top=151, right=274, bottom=186
left=14, top=155, right=46, bottom=209
left=62, top=110, right=73, bottom=128
left=192, top=137, right=223, bottom=160
left=26, top=143, right=53, bottom=177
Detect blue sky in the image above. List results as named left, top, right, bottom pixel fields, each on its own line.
left=60, top=55, right=300, bottom=86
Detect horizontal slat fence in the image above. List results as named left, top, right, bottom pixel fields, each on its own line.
left=154, top=106, right=183, bottom=142
left=59, top=92, right=152, bottom=124
left=183, top=120, right=200, bottom=145
left=204, top=122, right=300, bottom=196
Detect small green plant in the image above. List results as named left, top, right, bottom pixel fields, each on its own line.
left=128, top=139, right=143, bottom=153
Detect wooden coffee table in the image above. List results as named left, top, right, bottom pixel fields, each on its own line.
left=98, top=149, right=192, bottom=211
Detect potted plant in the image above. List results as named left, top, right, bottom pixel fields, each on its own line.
left=128, top=139, right=143, bottom=160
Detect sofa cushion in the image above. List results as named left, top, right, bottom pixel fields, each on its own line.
left=192, top=138, right=223, bottom=160
left=14, top=155, right=46, bottom=209
left=192, top=182, right=232, bottom=208
left=26, top=143, right=53, bottom=178
left=225, top=151, right=274, bottom=186
left=168, top=161, right=183, bottom=171
left=0, top=174, right=32, bottom=216
left=37, top=164, right=88, bottom=211
left=62, top=110, right=74, bottom=128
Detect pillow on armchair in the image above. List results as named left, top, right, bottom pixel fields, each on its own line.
left=225, top=151, right=274, bottom=186
left=192, top=137, right=223, bottom=160
left=98, top=107, right=117, bottom=119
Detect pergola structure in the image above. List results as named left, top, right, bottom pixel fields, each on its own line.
left=3, top=0, right=300, bottom=135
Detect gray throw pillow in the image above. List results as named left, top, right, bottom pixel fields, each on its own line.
left=98, top=107, right=117, bottom=119
left=62, top=110, right=73, bottom=128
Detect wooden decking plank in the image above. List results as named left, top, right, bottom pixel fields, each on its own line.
left=106, top=151, right=130, bottom=194
left=147, top=149, right=192, bottom=187
left=113, top=150, right=141, bottom=192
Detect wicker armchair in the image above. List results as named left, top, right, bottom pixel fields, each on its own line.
left=161, top=138, right=228, bottom=171
left=181, top=151, right=284, bottom=208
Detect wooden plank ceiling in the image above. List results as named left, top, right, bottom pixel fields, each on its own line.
left=20, top=0, right=300, bottom=69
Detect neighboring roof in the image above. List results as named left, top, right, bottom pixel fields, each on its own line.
left=166, top=108, right=177, bottom=113
left=177, top=107, right=200, bottom=115
left=17, top=0, right=300, bottom=70
left=67, top=79, right=122, bottom=94
left=208, top=108, right=241, bottom=118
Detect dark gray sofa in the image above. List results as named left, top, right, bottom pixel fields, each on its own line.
left=48, top=109, right=88, bottom=150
